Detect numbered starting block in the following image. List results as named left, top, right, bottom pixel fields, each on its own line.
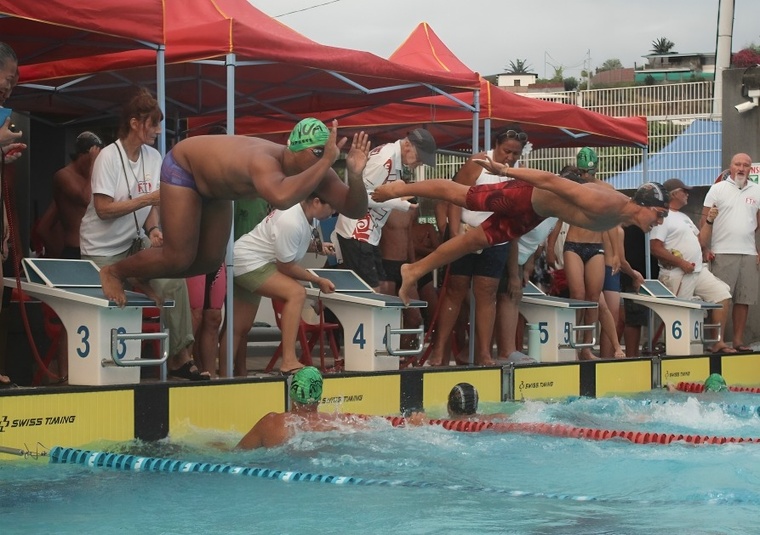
left=4, top=258, right=172, bottom=386
left=518, top=282, right=598, bottom=362
left=305, top=269, right=426, bottom=372
left=622, top=279, right=720, bottom=356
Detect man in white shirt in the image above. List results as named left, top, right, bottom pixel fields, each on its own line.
left=334, top=129, right=436, bottom=290
left=700, top=153, right=760, bottom=352
left=651, top=178, right=733, bottom=354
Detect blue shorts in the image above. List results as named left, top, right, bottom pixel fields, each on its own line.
left=450, top=242, right=509, bottom=279
left=603, top=265, right=621, bottom=292
left=161, top=150, right=198, bottom=192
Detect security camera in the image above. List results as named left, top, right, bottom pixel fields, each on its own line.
left=735, top=98, right=759, bottom=114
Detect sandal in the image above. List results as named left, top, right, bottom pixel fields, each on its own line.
left=169, top=360, right=211, bottom=381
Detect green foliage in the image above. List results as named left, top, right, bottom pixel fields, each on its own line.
left=597, top=58, right=624, bottom=72
left=650, top=37, right=676, bottom=54
left=564, top=77, right=579, bottom=91
left=506, top=59, right=532, bottom=74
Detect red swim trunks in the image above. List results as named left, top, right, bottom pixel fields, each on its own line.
left=465, top=180, right=545, bottom=245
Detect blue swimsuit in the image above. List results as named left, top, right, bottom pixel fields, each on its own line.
left=160, top=150, right=198, bottom=192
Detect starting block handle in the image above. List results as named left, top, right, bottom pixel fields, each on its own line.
left=382, top=325, right=425, bottom=357
left=103, top=328, right=169, bottom=368
left=702, top=322, right=721, bottom=345
left=566, top=324, right=596, bottom=349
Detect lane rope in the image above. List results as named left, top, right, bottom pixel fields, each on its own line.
left=384, top=415, right=760, bottom=445
left=47, top=445, right=612, bottom=503
left=675, top=381, right=760, bottom=395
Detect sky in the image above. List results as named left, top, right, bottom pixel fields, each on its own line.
left=249, top=0, right=760, bottom=79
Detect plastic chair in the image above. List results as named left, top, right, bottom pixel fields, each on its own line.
left=266, top=298, right=342, bottom=372
left=141, top=306, right=163, bottom=358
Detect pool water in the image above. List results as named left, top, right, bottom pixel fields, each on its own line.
left=2, top=390, right=760, bottom=534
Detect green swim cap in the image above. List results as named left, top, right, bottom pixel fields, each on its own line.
left=576, top=147, right=598, bottom=173
left=289, top=366, right=323, bottom=404
left=704, top=373, right=728, bottom=392
left=288, top=118, right=329, bottom=152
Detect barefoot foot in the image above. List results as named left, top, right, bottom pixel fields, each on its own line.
left=578, top=350, right=600, bottom=361
left=100, top=265, right=127, bottom=307
left=128, top=277, right=162, bottom=306
left=398, top=263, right=418, bottom=306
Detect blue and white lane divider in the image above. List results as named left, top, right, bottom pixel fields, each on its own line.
left=49, top=446, right=606, bottom=503
left=45, top=446, right=760, bottom=505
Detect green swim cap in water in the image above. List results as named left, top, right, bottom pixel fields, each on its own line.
left=704, top=373, right=728, bottom=392
left=289, top=366, right=323, bottom=404
left=288, top=118, right=330, bottom=152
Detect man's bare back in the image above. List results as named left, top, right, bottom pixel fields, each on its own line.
left=53, top=163, right=91, bottom=248
left=172, top=136, right=288, bottom=199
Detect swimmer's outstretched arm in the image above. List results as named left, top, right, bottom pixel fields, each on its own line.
left=372, top=179, right=470, bottom=208
left=472, top=156, right=561, bottom=190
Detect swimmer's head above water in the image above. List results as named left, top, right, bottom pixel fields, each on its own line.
left=289, top=366, right=324, bottom=405
left=448, top=383, right=479, bottom=416
left=704, top=373, right=728, bottom=393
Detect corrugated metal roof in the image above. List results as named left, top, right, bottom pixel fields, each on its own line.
left=608, top=119, right=721, bottom=190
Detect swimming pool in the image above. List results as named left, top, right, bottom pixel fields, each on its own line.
left=2, top=390, right=760, bottom=534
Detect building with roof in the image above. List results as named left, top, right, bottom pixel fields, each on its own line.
left=635, top=52, right=716, bottom=83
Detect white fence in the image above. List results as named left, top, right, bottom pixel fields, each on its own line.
left=421, top=81, right=721, bottom=194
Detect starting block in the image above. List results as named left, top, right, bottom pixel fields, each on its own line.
left=622, top=279, right=720, bottom=356
left=3, top=258, right=172, bottom=386
left=305, top=269, right=426, bottom=372
left=518, top=282, right=598, bottom=362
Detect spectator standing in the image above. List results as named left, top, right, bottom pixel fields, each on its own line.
left=426, top=127, right=527, bottom=366
left=80, top=88, right=207, bottom=380
left=334, top=128, right=436, bottom=290
left=700, top=153, right=760, bottom=352
left=0, top=42, right=26, bottom=387
left=53, top=131, right=104, bottom=258
left=650, top=178, right=733, bottom=353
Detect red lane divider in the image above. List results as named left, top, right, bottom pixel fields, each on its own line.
left=382, top=415, right=760, bottom=446
left=675, top=381, right=760, bottom=394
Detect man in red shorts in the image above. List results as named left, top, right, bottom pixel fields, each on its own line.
left=372, top=157, right=669, bottom=305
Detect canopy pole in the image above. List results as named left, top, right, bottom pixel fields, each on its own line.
left=156, top=45, right=166, bottom=156
left=225, top=52, right=236, bottom=379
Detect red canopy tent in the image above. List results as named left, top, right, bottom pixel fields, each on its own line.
left=0, top=1, right=165, bottom=63
left=218, top=23, right=647, bottom=150
left=12, top=1, right=479, bottom=127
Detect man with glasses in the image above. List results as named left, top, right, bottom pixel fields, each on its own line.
left=333, top=128, right=437, bottom=291
left=373, top=165, right=670, bottom=306
left=650, top=178, right=734, bottom=354
left=699, top=153, right=760, bottom=353
left=98, top=117, right=371, bottom=308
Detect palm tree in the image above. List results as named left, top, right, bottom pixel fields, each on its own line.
left=506, top=59, right=532, bottom=74
left=650, top=37, right=675, bottom=54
